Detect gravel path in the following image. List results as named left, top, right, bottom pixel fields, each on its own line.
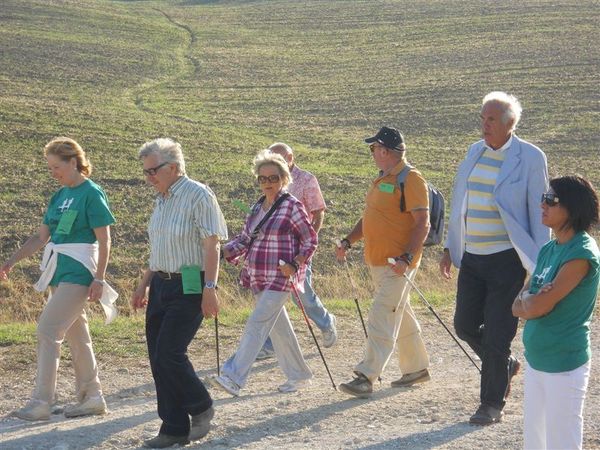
left=1, top=309, right=599, bottom=449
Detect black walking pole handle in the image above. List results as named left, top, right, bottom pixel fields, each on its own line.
left=279, top=260, right=337, bottom=390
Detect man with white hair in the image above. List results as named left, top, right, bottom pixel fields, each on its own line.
left=264, top=142, right=337, bottom=351
left=132, top=138, right=228, bottom=447
left=440, top=92, right=549, bottom=425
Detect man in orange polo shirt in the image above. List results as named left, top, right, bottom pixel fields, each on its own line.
left=336, top=126, right=431, bottom=398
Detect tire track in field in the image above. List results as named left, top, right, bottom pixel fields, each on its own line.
left=128, top=8, right=201, bottom=123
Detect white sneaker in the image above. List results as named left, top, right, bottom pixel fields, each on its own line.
left=207, top=375, right=240, bottom=397
left=13, top=399, right=51, bottom=421
left=64, top=395, right=107, bottom=418
left=277, top=379, right=312, bottom=393
left=322, top=315, right=338, bottom=348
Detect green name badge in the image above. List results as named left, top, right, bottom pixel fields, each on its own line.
left=379, top=183, right=395, bottom=194
left=56, top=209, right=78, bottom=234
left=181, top=265, right=202, bottom=294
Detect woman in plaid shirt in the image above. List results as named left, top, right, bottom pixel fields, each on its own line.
left=209, top=150, right=317, bottom=396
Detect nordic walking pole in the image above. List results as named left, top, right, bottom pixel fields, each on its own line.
left=280, top=260, right=337, bottom=390
left=336, top=240, right=368, bottom=339
left=215, top=316, right=221, bottom=376
left=387, top=258, right=481, bottom=374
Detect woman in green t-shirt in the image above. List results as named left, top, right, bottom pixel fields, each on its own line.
left=0, top=137, right=115, bottom=421
left=512, top=175, right=600, bottom=450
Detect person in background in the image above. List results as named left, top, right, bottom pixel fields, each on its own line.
left=132, top=138, right=227, bottom=448
left=440, top=91, right=550, bottom=424
left=0, top=137, right=115, bottom=421
left=209, top=150, right=317, bottom=396
left=513, top=175, right=599, bottom=450
left=248, top=141, right=336, bottom=361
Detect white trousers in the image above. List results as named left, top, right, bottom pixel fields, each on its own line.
left=524, top=360, right=591, bottom=450
left=32, top=283, right=102, bottom=404
left=222, top=289, right=312, bottom=388
left=355, top=266, right=429, bottom=382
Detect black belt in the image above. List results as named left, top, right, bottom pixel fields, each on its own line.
left=155, top=271, right=182, bottom=280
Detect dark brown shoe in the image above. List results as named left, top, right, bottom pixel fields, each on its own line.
left=143, top=433, right=189, bottom=448
left=504, top=356, right=521, bottom=398
left=469, top=404, right=503, bottom=425
left=189, top=406, right=215, bottom=441
left=391, top=369, right=431, bottom=388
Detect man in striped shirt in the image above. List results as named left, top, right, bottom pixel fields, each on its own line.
left=131, top=138, right=228, bottom=448
left=440, top=92, right=549, bottom=425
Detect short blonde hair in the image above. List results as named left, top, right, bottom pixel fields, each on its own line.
left=252, top=149, right=292, bottom=188
left=44, top=137, right=92, bottom=177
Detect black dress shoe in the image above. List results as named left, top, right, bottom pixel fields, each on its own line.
left=505, top=356, right=521, bottom=398
left=143, top=433, right=190, bottom=448
left=469, top=404, right=503, bottom=425
left=189, top=406, right=215, bottom=441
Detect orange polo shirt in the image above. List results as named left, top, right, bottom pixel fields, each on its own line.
left=362, top=160, right=429, bottom=267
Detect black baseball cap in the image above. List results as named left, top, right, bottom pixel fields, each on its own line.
left=364, top=126, right=405, bottom=151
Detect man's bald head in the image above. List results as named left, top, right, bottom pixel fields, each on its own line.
left=268, top=142, right=294, bottom=167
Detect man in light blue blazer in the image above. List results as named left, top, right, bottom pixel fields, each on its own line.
left=440, top=92, right=549, bottom=425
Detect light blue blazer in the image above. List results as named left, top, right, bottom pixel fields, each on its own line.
left=445, top=135, right=550, bottom=273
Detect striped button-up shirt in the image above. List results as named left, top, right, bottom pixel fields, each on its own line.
left=224, top=191, right=317, bottom=294
left=148, top=176, right=228, bottom=272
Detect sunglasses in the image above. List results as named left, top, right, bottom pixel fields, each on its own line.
left=369, top=144, right=378, bottom=153
left=257, top=174, right=281, bottom=184
left=143, top=161, right=169, bottom=176
left=541, top=193, right=560, bottom=206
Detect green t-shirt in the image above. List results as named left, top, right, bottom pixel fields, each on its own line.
left=43, top=179, right=115, bottom=286
left=523, top=231, right=600, bottom=372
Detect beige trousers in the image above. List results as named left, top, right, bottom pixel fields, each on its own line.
left=33, top=282, right=102, bottom=404
left=355, top=265, right=429, bottom=382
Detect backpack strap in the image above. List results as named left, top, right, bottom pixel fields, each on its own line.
left=396, top=163, right=414, bottom=212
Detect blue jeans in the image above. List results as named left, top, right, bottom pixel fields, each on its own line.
left=262, top=263, right=333, bottom=352
left=146, top=275, right=213, bottom=437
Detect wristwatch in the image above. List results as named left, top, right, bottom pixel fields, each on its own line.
left=397, top=252, right=414, bottom=265
left=204, top=281, right=217, bottom=289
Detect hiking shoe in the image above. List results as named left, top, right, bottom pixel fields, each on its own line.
left=391, top=369, right=431, bottom=388
left=339, top=373, right=373, bottom=398
left=256, top=347, right=275, bottom=361
left=13, top=399, right=51, bottom=421
left=144, top=433, right=190, bottom=448
left=504, top=356, right=521, bottom=398
left=189, top=406, right=215, bottom=441
left=277, top=379, right=312, bottom=393
left=64, top=395, right=107, bottom=418
left=207, top=374, right=240, bottom=397
left=469, top=404, right=503, bottom=425
left=322, top=315, right=338, bottom=348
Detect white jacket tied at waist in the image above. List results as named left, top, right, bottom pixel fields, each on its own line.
left=34, top=242, right=119, bottom=325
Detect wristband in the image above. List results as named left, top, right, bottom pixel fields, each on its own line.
left=289, top=260, right=300, bottom=273
left=93, top=278, right=105, bottom=285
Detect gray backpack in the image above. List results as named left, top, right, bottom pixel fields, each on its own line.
left=396, top=164, right=445, bottom=247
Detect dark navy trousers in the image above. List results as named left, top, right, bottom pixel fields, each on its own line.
left=146, top=275, right=213, bottom=436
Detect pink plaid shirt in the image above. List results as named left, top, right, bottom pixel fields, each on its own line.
left=289, top=165, right=326, bottom=222
left=224, top=191, right=317, bottom=294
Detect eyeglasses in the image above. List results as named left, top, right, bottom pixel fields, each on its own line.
left=143, top=162, right=169, bottom=176
left=541, top=193, right=560, bottom=207
left=369, top=144, right=377, bottom=153
left=257, top=174, right=281, bottom=184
